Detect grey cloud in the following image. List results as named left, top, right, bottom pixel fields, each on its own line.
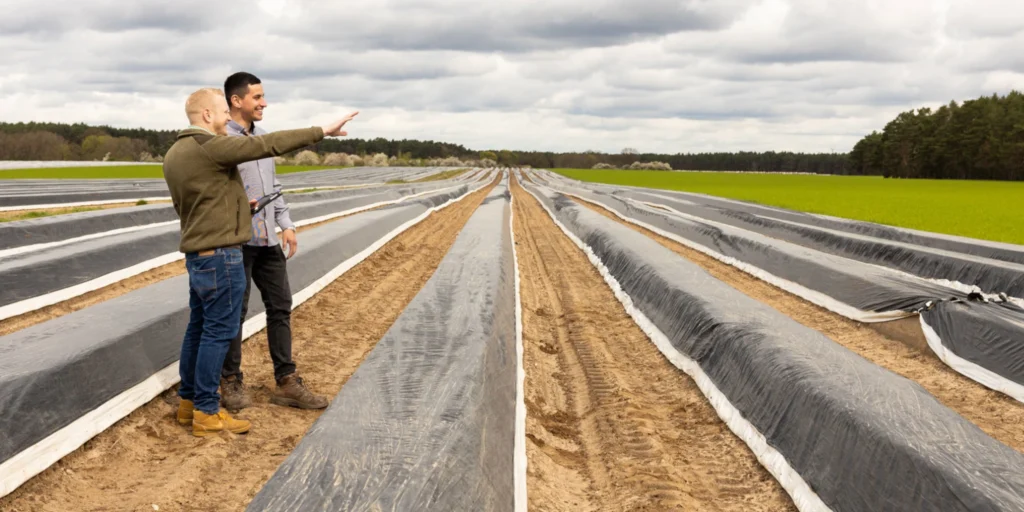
left=946, top=0, right=1024, bottom=38
left=0, top=0, right=230, bottom=35
left=3, top=0, right=1024, bottom=153
left=278, top=0, right=751, bottom=53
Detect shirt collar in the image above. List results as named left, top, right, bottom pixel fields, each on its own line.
left=226, top=119, right=255, bottom=136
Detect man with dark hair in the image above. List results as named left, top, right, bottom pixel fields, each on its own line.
left=219, top=71, right=329, bottom=411
left=163, top=87, right=357, bottom=436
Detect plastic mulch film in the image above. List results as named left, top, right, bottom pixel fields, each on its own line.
left=538, top=170, right=1024, bottom=297
left=525, top=182, right=1024, bottom=512
left=0, top=185, right=475, bottom=497
left=536, top=177, right=1024, bottom=402
left=0, top=182, right=470, bottom=317
left=0, top=167, right=445, bottom=208
left=0, top=203, right=178, bottom=251
left=0, top=173, right=467, bottom=253
left=248, top=182, right=517, bottom=511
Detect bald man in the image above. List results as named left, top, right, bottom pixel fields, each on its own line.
left=162, top=88, right=357, bottom=437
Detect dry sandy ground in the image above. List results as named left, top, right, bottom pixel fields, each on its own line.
left=577, top=198, right=1024, bottom=454
left=0, top=183, right=495, bottom=512
left=513, top=178, right=794, bottom=511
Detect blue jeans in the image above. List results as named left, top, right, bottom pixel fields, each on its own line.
left=178, top=247, right=247, bottom=414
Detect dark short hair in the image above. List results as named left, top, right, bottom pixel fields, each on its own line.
left=224, top=72, right=262, bottom=106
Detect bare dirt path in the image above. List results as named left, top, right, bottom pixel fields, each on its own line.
left=0, top=183, right=495, bottom=512
left=513, top=179, right=794, bottom=511
left=576, top=197, right=1024, bottom=454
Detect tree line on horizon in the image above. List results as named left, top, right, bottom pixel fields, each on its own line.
left=849, top=91, right=1024, bottom=180
left=3, top=90, right=1023, bottom=180
left=0, top=121, right=859, bottom=174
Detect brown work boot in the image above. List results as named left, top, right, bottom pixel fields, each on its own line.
left=177, top=399, right=194, bottom=426
left=192, top=409, right=251, bottom=437
left=220, top=375, right=252, bottom=412
left=271, top=374, right=329, bottom=409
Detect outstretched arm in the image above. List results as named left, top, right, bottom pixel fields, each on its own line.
left=201, top=127, right=325, bottom=168
left=201, top=111, right=359, bottom=169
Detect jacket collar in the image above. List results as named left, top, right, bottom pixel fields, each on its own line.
left=177, top=125, right=216, bottom=139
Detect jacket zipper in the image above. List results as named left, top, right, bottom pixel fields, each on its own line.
left=235, top=200, right=241, bottom=236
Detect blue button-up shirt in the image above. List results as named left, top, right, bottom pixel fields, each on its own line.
left=226, top=119, right=295, bottom=247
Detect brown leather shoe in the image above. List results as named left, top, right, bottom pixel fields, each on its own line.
left=271, top=374, right=329, bottom=409
left=193, top=409, right=251, bottom=437
left=177, top=399, right=194, bottom=425
left=220, top=375, right=252, bottom=412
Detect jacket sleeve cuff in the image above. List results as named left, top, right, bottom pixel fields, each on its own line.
left=279, top=218, right=296, bottom=232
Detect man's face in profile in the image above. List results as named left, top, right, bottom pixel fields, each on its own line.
left=235, top=83, right=267, bottom=123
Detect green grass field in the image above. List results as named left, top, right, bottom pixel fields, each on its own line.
left=554, top=169, right=1024, bottom=245
left=0, top=165, right=338, bottom=180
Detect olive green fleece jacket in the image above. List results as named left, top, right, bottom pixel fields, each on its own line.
left=162, top=126, right=324, bottom=254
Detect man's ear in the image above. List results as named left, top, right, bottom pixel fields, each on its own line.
left=203, top=108, right=213, bottom=124
left=230, top=95, right=241, bottom=109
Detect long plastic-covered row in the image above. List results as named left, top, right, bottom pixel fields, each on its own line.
left=535, top=171, right=1024, bottom=402
left=248, top=180, right=518, bottom=511
left=0, top=185, right=472, bottom=488
left=523, top=180, right=1024, bottom=511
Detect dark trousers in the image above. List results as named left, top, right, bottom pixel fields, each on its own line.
left=179, top=248, right=246, bottom=414
left=221, top=245, right=296, bottom=382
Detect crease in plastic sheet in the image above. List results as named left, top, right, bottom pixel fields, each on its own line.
left=0, top=182, right=487, bottom=499
left=522, top=181, right=1024, bottom=512
left=541, top=178, right=1024, bottom=403
left=0, top=181, right=469, bottom=322
left=248, top=178, right=517, bottom=512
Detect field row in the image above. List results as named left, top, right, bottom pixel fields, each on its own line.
left=1, top=168, right=1023, bottom=510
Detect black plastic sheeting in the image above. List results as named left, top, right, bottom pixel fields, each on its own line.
left=0, top=185, right=471, bottom=469
left=0, top=176, right=466, bottom=252
left=624, top=189, right=1024, bottom=300
left=0, top=203, right=178, bottom=251
left=539, top=171, right=1024, bottom=297
left=525, top=182, right=1024, bottom=511
left=537, top=177, right=1024, bottom=398
left=248, top=181, right=516, bottom=512
left=0, top=167, right=453, bottom=208
left=0, top=181, right=470, bottom=310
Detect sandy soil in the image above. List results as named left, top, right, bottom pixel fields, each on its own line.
left=512, top=178, right=794, bottom=511
left=0, top=183, right=495, bottom=512
left=577, top=198, right=1024, bottom=454
left=0, top=201, right=171, bottom=221
left=411, top=168, right=469, bottom=182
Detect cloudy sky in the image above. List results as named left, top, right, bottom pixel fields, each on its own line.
left=1, top=0, right=1021, bottom=153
